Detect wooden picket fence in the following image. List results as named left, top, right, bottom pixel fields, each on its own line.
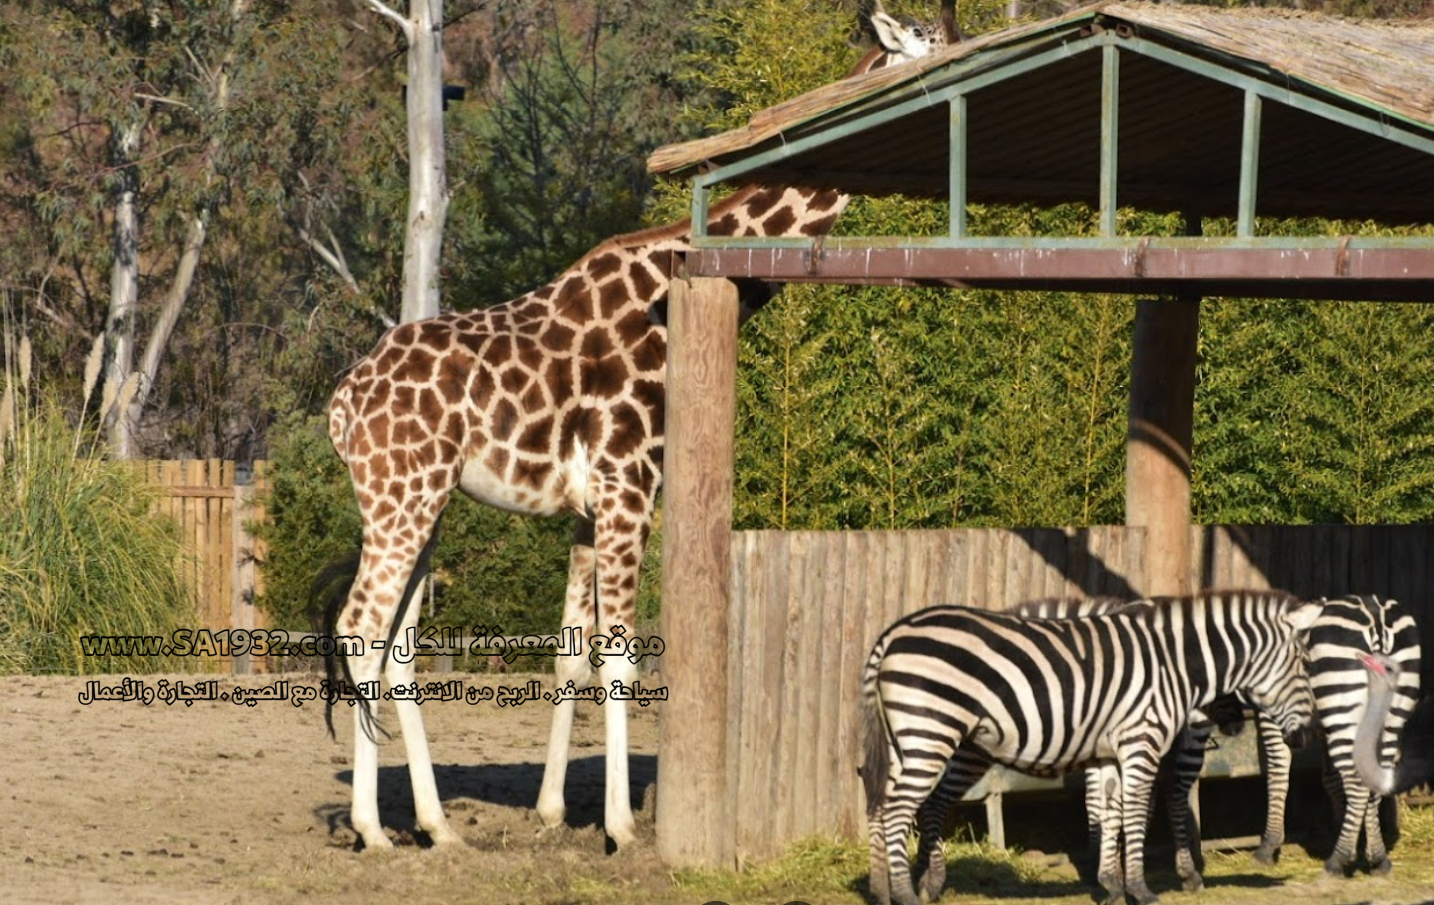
left=141, top=459, right=269, bottom=672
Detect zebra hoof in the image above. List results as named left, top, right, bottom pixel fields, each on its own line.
left=1180, top=873, right=1204, bottom=893
left=1370, top=857, right=1393, bottom=876
left=1323, top=855, right=1353, bottom=877
left=918, top=868, right=946, bottom=902
left=1097, top=876, right=1126, bottom=905
left=1130, top=884, right=1159, bottom=905
left=1252, top=844, right=1278, bottom=866
left=892, top=886, right=923, bottom=905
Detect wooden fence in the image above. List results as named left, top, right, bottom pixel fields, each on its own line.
left=142, top=459, right=268, bottom=672
left=726, top=524, right=1434, bottom=860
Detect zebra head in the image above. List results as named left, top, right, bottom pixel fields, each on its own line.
left=1238, top=599, right=1323, bottom=747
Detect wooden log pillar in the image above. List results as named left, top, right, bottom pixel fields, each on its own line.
left=1127, top=296, right=1199, bottom=597
left=656, top=276, right=738, bottom=868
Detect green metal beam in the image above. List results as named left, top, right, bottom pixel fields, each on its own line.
left=1238, top=91, right=1262, bottom=238
left=687, top=29, right=1113, bottom=191
left=1119, top=35, right=1434, bottom=159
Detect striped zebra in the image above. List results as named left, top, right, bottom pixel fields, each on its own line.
left=908, top=594, right=1265, bottom=898
left=860, top=590, right=1321, bottom=905
left=1190, top=594, right=1421, bottom=876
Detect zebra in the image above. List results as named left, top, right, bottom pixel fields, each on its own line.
left=907, top=595, right=1258, bottom=896
left=908, top=593, right=1420, bottom=893
left=1188, top=594, right=1422, bottom=876
left=860, top=590, right=1322, bottom=905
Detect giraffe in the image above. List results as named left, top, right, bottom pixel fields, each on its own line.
left=322, top=1, right=961, bottom=853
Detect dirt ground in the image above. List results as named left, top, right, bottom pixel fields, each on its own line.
left=4, top=671, right=1434, bottom=905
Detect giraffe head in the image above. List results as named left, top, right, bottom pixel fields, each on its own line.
left=866, top=0, right=963, bottom=69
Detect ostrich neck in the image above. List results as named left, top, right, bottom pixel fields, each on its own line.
left=1352, top=667, right=1398, bottom=796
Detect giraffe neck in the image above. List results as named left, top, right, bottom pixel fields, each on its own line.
left=477, top=183, right=846, bottom=332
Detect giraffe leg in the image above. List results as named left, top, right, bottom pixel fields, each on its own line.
left=537, top=519, right=597, bottom=833
left=347, top=636, right=390, bottom=851
left=590, top=493, right=650, bottom=849
left=338, top=491, right=449, bottom=852
left=383, top=577, right=462, bottom=846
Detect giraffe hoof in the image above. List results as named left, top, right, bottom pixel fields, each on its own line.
left=359, top=833, right=395, bottom=853
left=605, top=821, right=638, bottom=851
left=426, top=825, right=465, bottom=847
left=536, top=803, right=566, bottom=831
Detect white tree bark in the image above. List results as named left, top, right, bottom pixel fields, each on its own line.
left=105, top=119, right=142, bottom=457
left=366, top=0, right=448, bottom=324
left=108, top=0, right=249, bottom=456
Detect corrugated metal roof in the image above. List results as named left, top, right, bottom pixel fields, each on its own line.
left=648, top=2, right=1434, bottom=226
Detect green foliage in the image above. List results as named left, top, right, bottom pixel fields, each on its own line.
left=450, top=0, right=696, bottom=305
left=0, top=365, right=195, bottom=675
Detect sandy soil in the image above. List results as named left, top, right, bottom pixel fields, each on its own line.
left=2, top=670, right=672, bottom=905
left=5, top=671, right=1433, bottom=905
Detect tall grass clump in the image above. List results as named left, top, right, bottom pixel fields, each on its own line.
left=0, top=327, right=194, bottom=675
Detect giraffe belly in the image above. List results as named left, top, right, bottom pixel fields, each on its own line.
left=456, top=452, right=585, bottom=518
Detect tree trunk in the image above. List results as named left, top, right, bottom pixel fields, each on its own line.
left=110, top=0, right=249, bottom=452
left=105, top=119, right=141, bottom=457
left=401, top=0, right=448, bottom=324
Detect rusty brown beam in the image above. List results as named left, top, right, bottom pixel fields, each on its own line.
left=684, top=246, right=1434, bottom=301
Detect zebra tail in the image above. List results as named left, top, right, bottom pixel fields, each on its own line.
left=860, top=638, right=896, bottom=817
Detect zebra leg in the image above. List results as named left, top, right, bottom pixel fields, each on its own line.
left=1323, top=755, right=1365, bottom=876
left=1116, top=744, right=1163, bottom=905
left=1091, top=763, right=1126, bottom=903
left=870, top=737, right=960, bottom=905
left=1166, top=723, right=1211, bottom=891
left=1082, top=768, right=1110, bottom=886
left=1253, top=714, right=1292, bottom=865
left=913, top=748, right=990, bottom=902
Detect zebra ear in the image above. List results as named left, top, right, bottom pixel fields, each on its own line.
left=1285, top=600, right=1324, bottom=633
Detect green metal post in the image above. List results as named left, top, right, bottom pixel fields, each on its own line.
left=1238, top=90, right=1262, bottom=238
left=690, top=177, right=711, bottom=239
left=950, top=94, right=968, bottom=238
left=1100, top=43, right=1120, bottom=238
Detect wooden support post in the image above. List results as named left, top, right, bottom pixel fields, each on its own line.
left=1127, top=296, right=1198, bottom=597
left=656, top=276, right=738, bottom=868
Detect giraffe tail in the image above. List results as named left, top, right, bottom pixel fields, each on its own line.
left=311, top=553, right=370, bottom=741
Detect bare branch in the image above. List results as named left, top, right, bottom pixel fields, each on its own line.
left=134, top=92, right=195, bottom=112
left=362, top=0, right=414, bottom=41
left=290, top=214, right=360, bottom=295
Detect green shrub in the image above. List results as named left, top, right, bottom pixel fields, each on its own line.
left=0, top=362, right=194, bottom=675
